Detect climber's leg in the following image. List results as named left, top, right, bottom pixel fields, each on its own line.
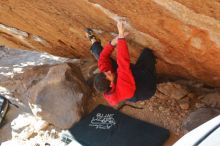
left=129, top=48, right=157, bottom=102
left=85, top=28, right=118, bottom=71
left=85, top=28, right=102, bottom=60
left=90, top=41, right=103, bottom=60
left=135, top=48, right=156, bottom=73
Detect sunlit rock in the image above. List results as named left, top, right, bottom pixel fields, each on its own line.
left=1, top=0, right=220, bottom=86
left=27, top=63, right=91, bottom=129
left=11, top=113, right=49, bottom=139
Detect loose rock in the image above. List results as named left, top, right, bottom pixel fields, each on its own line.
left=195, top=102, right=206, bottom=109
left=11, top=113, right=48, bottom=139
left=202, top=92, right=220, bottom=109
left=157, top=82, right=189, bottom=100
left=178, top=97, right=190, bottom=110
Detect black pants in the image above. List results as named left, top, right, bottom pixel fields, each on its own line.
left=90, top=42, right=157, bottom=102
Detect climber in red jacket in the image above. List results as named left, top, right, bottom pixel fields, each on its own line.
left=86, top=20, right=157, bottom=106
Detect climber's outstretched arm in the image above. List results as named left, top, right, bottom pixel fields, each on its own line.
left=105, top=20, right=136, bottom=106
left=98, top=42, right=114, bottom=73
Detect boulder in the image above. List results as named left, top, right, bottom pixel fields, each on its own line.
left=157, top=82, right=189, bottom=100
left=26, top=63, right=91, bottom=129
left=183, top=108, right=220, bottom=132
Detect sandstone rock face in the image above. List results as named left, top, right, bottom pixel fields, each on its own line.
left=27, top=63, right=90, bottom=129
left=1, top=0, right=220, bottom=86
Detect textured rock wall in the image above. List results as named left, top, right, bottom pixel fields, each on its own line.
left=1, top=0, right=220, bottom=86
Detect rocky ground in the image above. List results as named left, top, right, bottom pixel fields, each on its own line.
left=87, top=82, right=220, bottom=146
left=0, top=47, right=220, bottom=146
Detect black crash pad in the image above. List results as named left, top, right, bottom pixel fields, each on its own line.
left=69, top=105, right=170, bottom=146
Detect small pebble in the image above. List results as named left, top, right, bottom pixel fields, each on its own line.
left=139, top=101, right=146, bottom=106
left=195, top=102, right=206, bottom=109
left=180, top=103, right=190, bottom=110
left=149, top=106, right=153, bottom=112
left=158, top=106, right=165, bottom=111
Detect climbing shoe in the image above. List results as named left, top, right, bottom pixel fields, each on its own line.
left=85, top=28, right=100, bottom=43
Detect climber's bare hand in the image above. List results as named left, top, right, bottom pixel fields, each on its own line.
left=111, top=31, right=129, bottom=46
left=117, top=20, right=126, bottom=38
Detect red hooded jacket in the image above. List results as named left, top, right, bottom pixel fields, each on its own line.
left=98, top=39, right=136, bottom=106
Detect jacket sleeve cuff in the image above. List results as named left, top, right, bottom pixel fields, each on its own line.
left=118, top=38, right=126, bottom=40
left=105, top=42, right=114, bottom=49
left=117, top=38, right=126, bottom=43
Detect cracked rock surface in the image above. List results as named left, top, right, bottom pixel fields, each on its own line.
left=1, top=0, right=220, bottom=86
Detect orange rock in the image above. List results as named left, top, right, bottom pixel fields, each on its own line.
left=1, top=0, right=220, bottom=86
